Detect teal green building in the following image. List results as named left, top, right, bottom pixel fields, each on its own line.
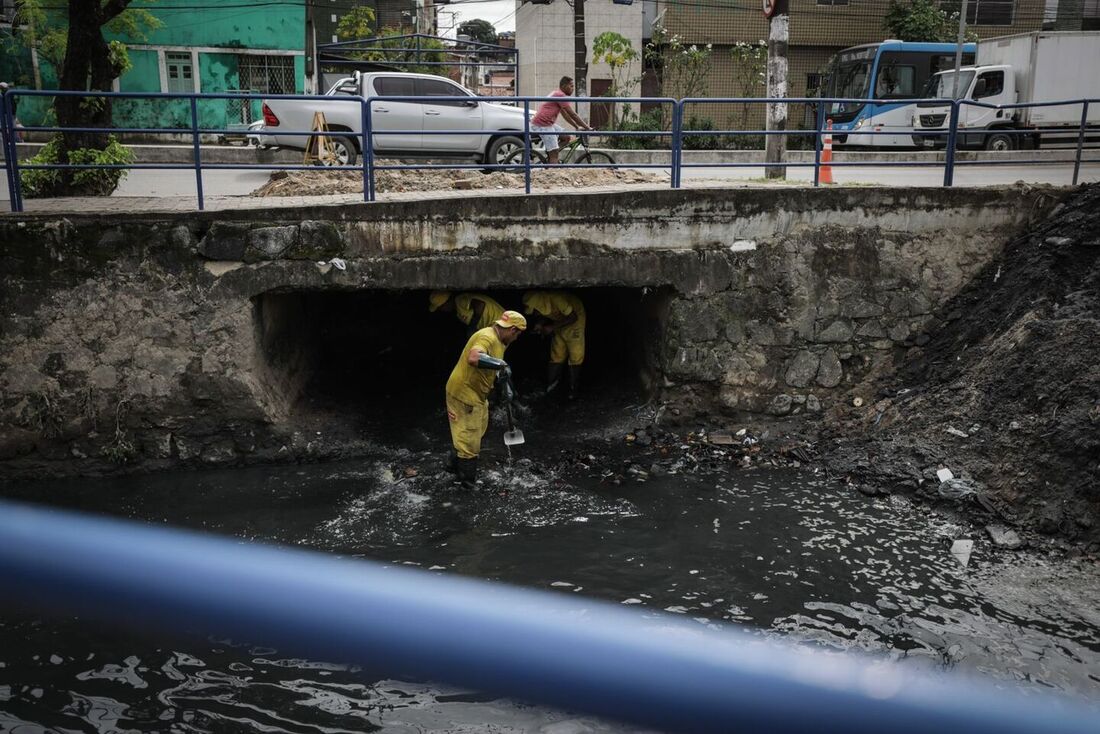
left=2, top=0, right=306, bottom=132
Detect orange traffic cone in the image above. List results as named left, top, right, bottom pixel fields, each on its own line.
left=820, top=119, right=835, bottom=185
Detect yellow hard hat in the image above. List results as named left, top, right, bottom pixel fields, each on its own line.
left=428, top=291, right=451, bottom=312
left=496, top=310, right=527, bottom=331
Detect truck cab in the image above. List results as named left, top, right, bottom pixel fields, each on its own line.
left=912, top=64, right=1023, bottom=150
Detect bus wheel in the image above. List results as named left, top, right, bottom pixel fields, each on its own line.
left=985, top=132, right=1014, bottom=152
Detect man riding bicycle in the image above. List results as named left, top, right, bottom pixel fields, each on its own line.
left=531, top=76, right=592, bottom=164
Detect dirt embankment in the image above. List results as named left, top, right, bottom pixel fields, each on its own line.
left=823, top=183, right=1100, bottom=548
left=251, top=167, right=663, bottom=196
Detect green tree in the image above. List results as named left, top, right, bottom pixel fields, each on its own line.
left=335, top=5, right=376, bottom=44
left=729, top=40, right=766, bottom=130
left=884, top=0, right=972, bottom=42
left=457, top=19, right=497, bottom=46
left=367, top=28, right=448, bottom=75
left=12, top=0, right=159, bottom=196
left=644, top=25, right=713, bottom=128
left=591, top=31, right=638, bottom=128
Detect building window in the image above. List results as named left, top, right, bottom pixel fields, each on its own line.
left=238, top=54, right=295, bottom=95
left=166, top=52, right=194, bottom=93
left=806, top=73, right=823, bottom=95
left=944, top=0, right=1014, bottom=24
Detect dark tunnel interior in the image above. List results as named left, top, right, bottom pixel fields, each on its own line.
left=252, top=287, right=673, bottom=430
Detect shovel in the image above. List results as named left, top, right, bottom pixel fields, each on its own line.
left=501, top=373, right=525, bottom=446
left=504, top=402, right=525, bottom=446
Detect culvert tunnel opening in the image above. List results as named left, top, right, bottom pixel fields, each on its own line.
left=253, top=287, right=672, bottom=436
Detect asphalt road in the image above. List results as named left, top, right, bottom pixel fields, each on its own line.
left=2, top=160, right=1098, bottom=205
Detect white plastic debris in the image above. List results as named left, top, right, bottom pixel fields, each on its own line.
left=329, top=257, right=347, bottom=271
left=950, top=539, right=974, bottom=567
left=730, top=240, right=757, bottom=252
left=936, top=467, right=954, bottom=483
left=945, top=426, right=969, bottom=438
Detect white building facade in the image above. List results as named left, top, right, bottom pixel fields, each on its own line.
left=515, top=0, right=644, bottom=122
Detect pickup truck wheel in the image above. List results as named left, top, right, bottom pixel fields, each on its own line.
left=317, top=135, right=358, bottom=166
left=984, top=132, right=1014, bottom=152
left=485, top=135, right=524, bottom=170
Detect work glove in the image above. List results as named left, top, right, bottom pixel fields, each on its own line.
left=477, top=354, right=508, bottom=371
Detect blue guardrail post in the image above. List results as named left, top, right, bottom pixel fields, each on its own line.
left=189, top=97, right=204, bottom=210
left=1072, top=100, right=1089, bottom=187
left=943, top=100, right=960, bottom=187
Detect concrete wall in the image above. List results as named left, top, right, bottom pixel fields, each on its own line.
left=0, top=186, right=1060, bottom=476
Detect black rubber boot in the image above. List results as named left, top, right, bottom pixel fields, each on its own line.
left=546, top=363, right=564, bottom=395
left=456, top=457, right=479, bottom=489
left=444, top=451, right=458, bottom=474
left=567, top=365, right=582, bottom=400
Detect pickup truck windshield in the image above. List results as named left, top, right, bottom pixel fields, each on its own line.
left=923, top=70, right=975, bottom=99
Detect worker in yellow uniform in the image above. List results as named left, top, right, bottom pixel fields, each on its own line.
left=445, top=310, right=527, bottom=486
left=429, top=291, right=506, bottom=336
left=522, top=290, right=585, bottom=400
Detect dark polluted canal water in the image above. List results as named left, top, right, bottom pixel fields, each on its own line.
left=2, top=393, right=1100, bottom=733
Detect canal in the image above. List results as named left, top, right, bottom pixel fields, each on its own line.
left=2, top=391, right=1099, bottom=732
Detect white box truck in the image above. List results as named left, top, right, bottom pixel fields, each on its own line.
left=912, top=31, right=1100, bottom=150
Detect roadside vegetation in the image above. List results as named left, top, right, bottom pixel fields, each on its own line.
left=10, top=0, right=156, bottom=197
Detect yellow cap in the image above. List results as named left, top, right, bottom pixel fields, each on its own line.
left=428, top=291, right=451, bottom=312
left=496, top=310, right=527, bottom=331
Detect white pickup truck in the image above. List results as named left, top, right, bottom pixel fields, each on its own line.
left=261, top=71, right=531, bottom=166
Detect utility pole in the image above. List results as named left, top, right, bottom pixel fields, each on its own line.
left=763, top=0, right=788, bottom=179
left=304, top=0, right=316, bottom=94
left=574, top=0, right=588, bottom=110
left=952, top=0, right=968, bottom=99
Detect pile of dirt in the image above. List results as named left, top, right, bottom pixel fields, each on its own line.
left=251, top=166, right=663, bottom=197
left=823, top=183, right=1100, bottom=548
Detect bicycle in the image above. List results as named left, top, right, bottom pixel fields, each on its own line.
left=504, top=133, right=616, bottom=167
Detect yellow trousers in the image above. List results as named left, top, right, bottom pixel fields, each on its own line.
left=446, top=393, right=489, bottom=459
left=549, top=322, right=585, bottom=366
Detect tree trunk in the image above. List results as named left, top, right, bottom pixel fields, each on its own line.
left=573, top=0, right=587, bottom=118
left=46, top=0, right=129, bottom=196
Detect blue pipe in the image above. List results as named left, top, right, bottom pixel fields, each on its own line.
left=0, top=500, right=1096, bottom=734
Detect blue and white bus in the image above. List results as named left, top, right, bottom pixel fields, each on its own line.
left=820, top=40, right=976, bottom=148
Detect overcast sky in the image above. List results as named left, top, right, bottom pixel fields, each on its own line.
left=439, top=0, right=518, bottom=36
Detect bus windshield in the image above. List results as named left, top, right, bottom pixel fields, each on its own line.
left=922, top=69, right=975, bottom=99
left=820, top=47, right=877, bottom=120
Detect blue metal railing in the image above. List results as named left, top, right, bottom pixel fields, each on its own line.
left=1, top=498, right=1097, bottom=734
left=1, top=88, right=1098, bottom=213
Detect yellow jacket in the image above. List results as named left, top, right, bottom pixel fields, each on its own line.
left=445, top=327, right=506, bottom=405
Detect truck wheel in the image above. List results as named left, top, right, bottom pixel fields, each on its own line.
left=485, top=135, right=524, bottom=171
left=317, top=135, right=358, bottom=166
left=984, top=132, right=1014, bottom=152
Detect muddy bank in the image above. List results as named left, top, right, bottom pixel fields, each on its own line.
left=251, top=167, right=663, bottom=196
left=818, top=183, right=1100, bottom=549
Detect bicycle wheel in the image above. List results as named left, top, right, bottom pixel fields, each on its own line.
left=504, top=148, right=547, bottom=167
left=577, top=150, right=616, bottom=166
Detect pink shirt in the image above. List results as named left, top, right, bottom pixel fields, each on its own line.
left=532, top=89, right=571, bottom=127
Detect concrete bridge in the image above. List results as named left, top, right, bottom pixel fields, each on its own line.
left=0, top=185, right=1061, bottom=475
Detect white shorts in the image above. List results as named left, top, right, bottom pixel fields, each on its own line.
left=531, top=123, right=564, bottom=151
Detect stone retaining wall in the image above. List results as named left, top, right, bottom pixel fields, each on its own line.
left=0, top=186, right=1062, bottom=476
